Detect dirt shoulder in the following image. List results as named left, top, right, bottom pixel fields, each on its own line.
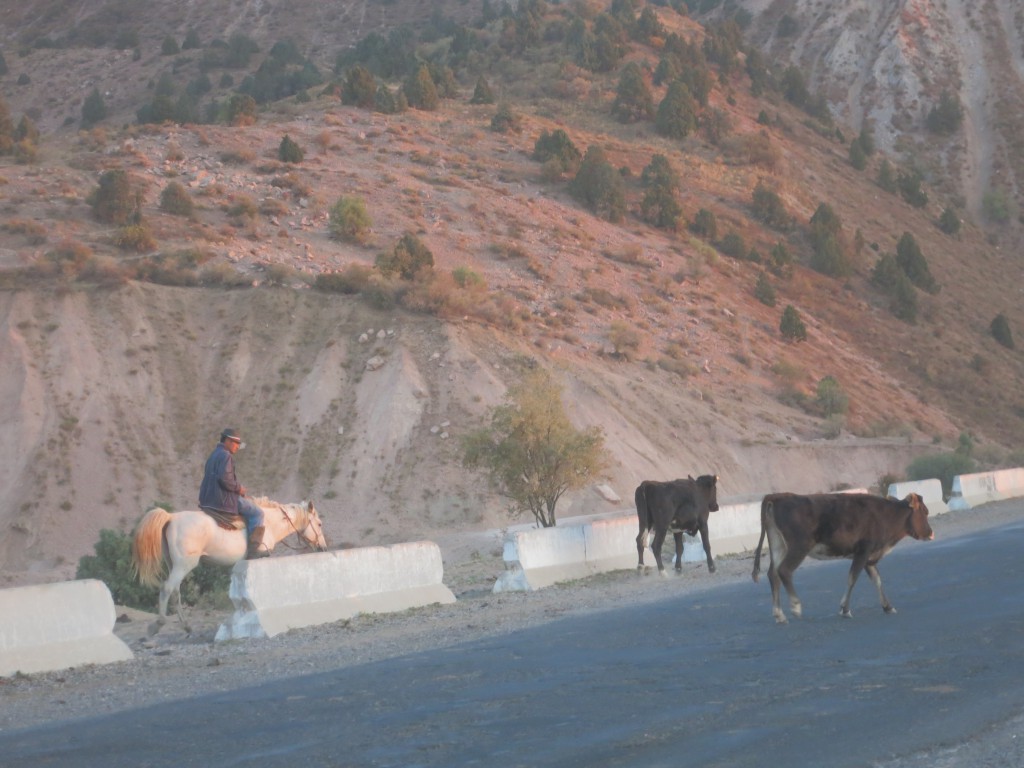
left=1, top=501, right=1021, bottom=734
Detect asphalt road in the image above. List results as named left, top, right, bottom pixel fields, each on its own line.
left=4, top=517, right=1024, bottom=768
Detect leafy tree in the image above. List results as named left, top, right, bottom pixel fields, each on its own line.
left=780, top=305, right=807, bottom=342
left=754, top=272, right=776, bottom=306
left=90, top=169, right=139, bottom=225
left=612, top=61, right=654, bottom=123
left=533, top=129, right=581, bottom=175
left=655, top=80, right=697, bottom=140
left=404, top=64, right=440, bottom=110
left=569, top=145, right=626, bottom=223
left=877, top=159, right=898, bottom=193
left=767, top=241, right=793, bottom=277
left=81, top=88, right=107, bottom=128
left=462, top=367, right=606, bottom=528
left=871, top=254, right=918, bottom=323
left=751, top=181, right=791, bottom=230
left=374, top=84, right=408, bottom=114
left=907, top=452, right=975, bottom=499
left=159, top=181, right=194, bottom=217
left=225, top=93, right=258, bottom=126
left=926, top=90, right=964, bottom=134
left=990, top=313, right=1015, bottom=349
left=490, top=103, right=522, bottom=133
left=897, top=169, right=928, bottom=207
left=639, top=154, right=681, bottom=229
left=895, top=231, right=937, bottom=293
left=938, top=206, right=961, bottom=235
left=815, top=375, right=849, bottom=417
left=781, top=65, right=809, bottom=108
left=182, top=28, right=202, bottom=49
left=278, top=134, right=304, bottom=163
left=719, top=231, right=746, bottom=259
left=809, top=202, right=851, bottom=277
left=329, top=196, right=372, bottom=244
left=848, top=138, right=867, bottom=170
left=690, top=208, right=718, bottom=240
left=701, top=107, right=731, bottom=145
left=342, top=66, right=377, bottom=108
left=376, top=232, right=434, bottom=280
left=470, top=75, right=495, bottom=105
left=161, top=35, right=180, bottom=55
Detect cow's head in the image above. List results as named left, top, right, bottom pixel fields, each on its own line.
left=696, top=474, right=720, bottom=512
left=902, top=492, right=934, bottom=541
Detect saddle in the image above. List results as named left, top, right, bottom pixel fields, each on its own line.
left=201, top=507, right=245, bottom=531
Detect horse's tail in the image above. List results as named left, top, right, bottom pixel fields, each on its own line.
left=751, top=496, right=770, bottom=583
left=132, top=507, right=171, bottom=588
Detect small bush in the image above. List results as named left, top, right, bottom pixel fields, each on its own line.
left=906, top=452, right=976, bottom=499
left=115, top=223, right=157, bottom=252
left=314, top=264, right=375, bottom=294
left=278, top=134, right=304, bottom=163
left=159, top=181, right=194, bottom=216
left=376, top=233, right=434, bottom=280
left=990, top=313, right=1015, bottom=349
left=815, top=375, right=849, bottom=417
left=328, top=196, right=372, bottom=244
left=75, top=526, right=230, bottom=610
left=780, top=305, right=807, bottom=342
left=754, top=272, right=776, bottom=306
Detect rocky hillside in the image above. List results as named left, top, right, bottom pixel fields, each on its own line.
left=1, top=0, right=1022, bottom=586
left=704, top=0, right=1024, bottom=241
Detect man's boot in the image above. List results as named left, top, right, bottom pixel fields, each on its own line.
left=246, top=526, right=269, bottom=559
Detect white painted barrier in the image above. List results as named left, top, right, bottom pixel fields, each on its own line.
left=887, top=479, right=949, bottom=515
left=216, top=541, right=456, bottom=641
left=0, top=579, right=133, bottom=677
left=948, top=468, right=1024, bottom=511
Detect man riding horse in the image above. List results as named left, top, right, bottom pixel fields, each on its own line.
left=199, top=427, right=268, bottom=559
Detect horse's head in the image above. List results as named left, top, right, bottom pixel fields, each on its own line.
left=299, top=501, right=329, bottom=551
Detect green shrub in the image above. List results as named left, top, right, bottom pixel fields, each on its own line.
left=490, top=103, right=522, bottom=134
left=328, top=195, right=372, bottom=244
left=990, top=313, right=1015, bottom=349
left=754, top=272, right=776, bottom=306
left=937, top=207, right=961, bottom=235
left=115, top=223, right=157, bottom=252
left=75, top=526, right=230, bottom=610
left=906, top=452, right=976, bottom=499
left=376, top=232, right=434, bottom=280
left=159, top=181, right=194, bottom=216
left=278, top=134, right=304, bottom=163
left=780, top=305, right=807, bottom=342
left=815, top=375, right=849, bottom=417
left=90, top=169, right=139, bottom=225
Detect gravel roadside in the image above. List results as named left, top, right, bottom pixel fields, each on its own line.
left=1, top=501, right=1021, bottom=742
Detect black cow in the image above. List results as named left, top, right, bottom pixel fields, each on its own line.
left=635, top=474, right=719, bottom=575
left=751, top=492, right=934, bottom=624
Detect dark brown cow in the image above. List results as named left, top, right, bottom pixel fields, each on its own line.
left=635, top=475, right=719, bottom=575
left=751, top=492, right=934, bottom=624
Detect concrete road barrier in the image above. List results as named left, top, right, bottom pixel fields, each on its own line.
left=948, top=468, right=1024, bottom=511
left=887, top=479, right=949, bottom=515
left=216, top=541, right=456, bottom=641
left=0, top=579, right=133, bottom=677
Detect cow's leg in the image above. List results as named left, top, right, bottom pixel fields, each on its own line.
left=765, top=529, right=794, bottom=623
left=698, top=521, right=715, bottom=573
left=651, top=528, right=668, bottom=575
left=839, top=555, right=869, bottom=618
left=636, top=528, right=648, bottom=572
left=776, top=555, right=804, bottom=621
left=673, top=531, right=684, bottom=572
left=865, top=563, right=896, bottom=614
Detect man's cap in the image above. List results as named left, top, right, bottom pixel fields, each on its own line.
left=220, top=428, right=241, bottom=442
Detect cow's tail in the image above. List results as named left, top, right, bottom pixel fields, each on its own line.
left=635, top=483, right=650, bottom=535
left=751, top=497, right=770, bottom=583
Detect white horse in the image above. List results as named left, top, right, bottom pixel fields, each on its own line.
left=131, top=497, right=328, bottom=634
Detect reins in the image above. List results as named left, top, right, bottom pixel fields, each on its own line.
left=273, top=502, right=323, bottom=552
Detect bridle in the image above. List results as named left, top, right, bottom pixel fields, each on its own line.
left=275, top=502, right=328, bottom=552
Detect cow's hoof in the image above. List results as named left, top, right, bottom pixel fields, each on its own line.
left=774, top=615, right=788, bottom=625
left=674, top=566, right=683, bottom=574
left=708, top=563, right=716, bottom=573
left=658, top=569, right=668, bottom=578
left=840, top=608, right=853, bottom=618
left=883, top=606, right=897, bottom=615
